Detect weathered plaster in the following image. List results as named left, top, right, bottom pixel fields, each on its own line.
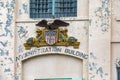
left=15, top=20, right=89, bottom=80
left=0, top=40, right=8, bottom=47
left=116, top=58, right=120, bottom=67
left=112, top=43, right=120, bottom=80
left=0, top=0, right=116, bottom=80
left=89, top=53, right=109, bottom=80
left=18, top=3, right=28, bottom=15
left=0, top=0, right=15, bottom=80
left=89, top=0, right=111, bottom=80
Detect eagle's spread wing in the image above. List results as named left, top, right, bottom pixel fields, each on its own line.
left=52, top=20, right=69, bottom=27
left=36, top=20, right=48, bottom=27
left=36, top=19, right=69, bottom=30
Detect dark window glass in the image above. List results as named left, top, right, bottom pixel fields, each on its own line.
left=30, top=0, right=77, bottom=18
left=30, top=0, right=52, bottom=18
left=117, top=68, right=120, bottom=80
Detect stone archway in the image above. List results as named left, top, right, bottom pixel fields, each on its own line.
left=22, top=54, right=83, bottom=80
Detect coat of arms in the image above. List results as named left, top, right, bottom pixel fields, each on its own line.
left=24, top=20, right=80, bottom=50
left=45, top=30, right=58, bottom=45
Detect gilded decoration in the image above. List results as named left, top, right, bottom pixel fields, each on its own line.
left=24, top=20, right=80, bottom=50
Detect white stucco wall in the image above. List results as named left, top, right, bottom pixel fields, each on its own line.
left=15, top=0, right=89, bottom=80
left=1, top=0, right=120, bottom=80
left=22, top=55, right=83, bottom=80
left=112, top=0, right=120, bottom=79
left=0, top=0, right=15, bottom=80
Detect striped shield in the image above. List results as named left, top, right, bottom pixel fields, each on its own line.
left=45, top=30, right=58, bottom=45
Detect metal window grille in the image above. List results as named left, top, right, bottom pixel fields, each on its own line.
left=30, top=0, right=52, bottom=18
left=30, top=0, right=77, bottom=18
left=55, top=0, right=77, bottom=18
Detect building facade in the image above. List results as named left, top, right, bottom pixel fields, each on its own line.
left=0, top=0, right=120, bottom=80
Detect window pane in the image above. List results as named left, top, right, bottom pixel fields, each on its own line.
left=118, top=68, right=120, bottom=80
left=30, top=0, right=52, bottom=18
left=30, top=0, right=77, bottom=18
left=55, top=0, right=77, bottom=18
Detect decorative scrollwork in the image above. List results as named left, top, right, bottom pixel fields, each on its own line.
left=24, top=20, right=80, bottom=50
left=24, top=28, right=80, bottom=50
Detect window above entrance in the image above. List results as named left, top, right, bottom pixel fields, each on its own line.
left=30, top=0, right=77, bottom=18
left=117, top=68, right=120, bottom=80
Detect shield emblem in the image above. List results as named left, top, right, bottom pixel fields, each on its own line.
left=45, top=30, right=58, bottom=45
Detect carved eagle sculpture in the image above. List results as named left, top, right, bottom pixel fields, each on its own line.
left=36, top=19, right=69, bottom=30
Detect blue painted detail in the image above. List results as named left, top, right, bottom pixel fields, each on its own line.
left=18, top=45, right=23, bottom=53
left=0, top=0, right=15, bottom=79
left=0, top=27, right=13, bottom=37
left=15, top=76, right=19, bottom=80
left=0, top=49, right=9, bottom=56
left=6, top=14, right=13, bottom=27
left=8, top=57, right=13, bottom=63
left=19, top=9, right=22, bottom=15
left=0, top=0, right=15, bottom=38
left=23, top=4, right=28, bottom=14
left=5, top=0, right=15, bottom=8
left=0, top=2, right=4, bottom=7
left=96, top=67, right=103, bottom=78
left=1, top=64, right=3, bottom=66
left=94, top=0, right=110, bottom=33
left=90, top=52, right=96, bottom=59
left=7, top=8, right=12, bottom=13
left=4, top=68, right=11, bottom=72
left=89, top=61, right=108, bottom=79
left=90, top=75, right=95, bottom=79
left=105, top=7, right=110, bottom=16
left=18, top=26, right=28, bottom=39
left=0, top=22, right=3, bottom=29
left=89, top=62, right=97, bottom=71
left=0, top=41, right=8, bottom=47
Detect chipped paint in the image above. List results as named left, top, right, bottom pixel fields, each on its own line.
left=89, top=0, right=111, bottom=79
left=94, top=0, right=111, bottom=33
left=96, top=67, right=103, bottom=78
left=18, top=26, right=28, bottom=39
left=18, top=3, right=28, bottom=15
left=116, top=58, right=120, bottom=67
left=0, top=41, right=8, bottom=47
left=0, top=0, right=113, bottom=80
left=90, top=52, right=97, bottom=59
left=15, top=76, right=19, bottom=80
left=6, top=14, right=13, bottom=27
left=18, top=9, right=22, bottom=15
left=89, top=62, right=109, bottom=80
left=0, top=49, right=9, bottom=56
left=4, top=68, right=11, bottom=72
left=0, top=25, right=13, bottom=37
left=0, top=0, right=15, bottom=80
left=22, top=4, right=28, bottom=14
left=18, top=45, right=24, bottom=53
left=89, top=52, right=109, bottom=80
